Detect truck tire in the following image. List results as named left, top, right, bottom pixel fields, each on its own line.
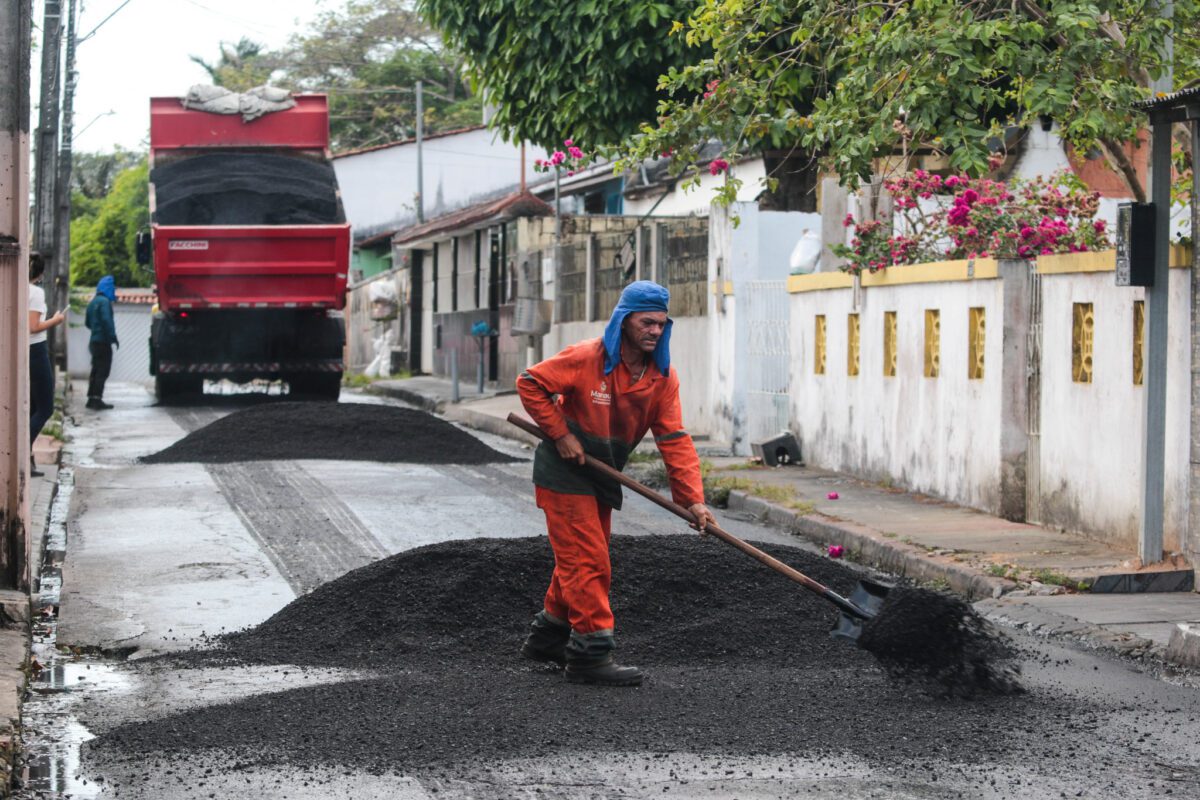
left=287, top=373, right=341, bottom=401
left=155, top=374, right=204, bottom=402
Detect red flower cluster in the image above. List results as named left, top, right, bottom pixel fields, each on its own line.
left=833, top=170, right=1108, bottom=275
left=534, top=138, right=589, bottom=174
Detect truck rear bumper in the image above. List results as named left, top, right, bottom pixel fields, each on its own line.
left=157, top=359, right=343, bottom=375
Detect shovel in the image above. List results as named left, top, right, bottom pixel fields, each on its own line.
left=506, top=413, right=889, bottom=642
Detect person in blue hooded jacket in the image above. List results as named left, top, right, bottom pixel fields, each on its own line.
left=84, top=275, right=119, bottom=410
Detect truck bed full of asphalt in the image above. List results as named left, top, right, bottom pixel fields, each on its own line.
left=151, top=152, right=343, bottom=226
left=141, top=402, right=517, bottom=464
left=89, top=536, right=1070, bottom=782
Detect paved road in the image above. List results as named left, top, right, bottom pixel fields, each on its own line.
left=18, top=382, right=1200, bottom=799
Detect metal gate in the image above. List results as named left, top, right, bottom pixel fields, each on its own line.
left=743, top=280, right=791, bottom=444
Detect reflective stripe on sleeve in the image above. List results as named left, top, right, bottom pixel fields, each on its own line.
left=654, top=430, right=688, bottom=443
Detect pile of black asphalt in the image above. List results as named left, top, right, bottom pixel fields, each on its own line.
left=89, top=536, right=1063, bottom=780
left=141, top=402, right=516, bottom=465
left=151, top=152, right=343, bottom=226
left=860, top=586, right=1024, bottom=696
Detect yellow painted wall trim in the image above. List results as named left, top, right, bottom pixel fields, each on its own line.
left=1037, top=245, right=1193, bottom=275
left=861, top=258, right=998, bottom=286
left=787, top=272, right=855, bottom=293
left=710, top=280, right=736, bottom=296
left=787, top=245, right=1195, bottom=294
left=788, top=259, right=998, bottom=293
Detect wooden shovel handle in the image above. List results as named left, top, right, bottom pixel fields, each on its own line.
left=505, top=413, right=864, bottom=614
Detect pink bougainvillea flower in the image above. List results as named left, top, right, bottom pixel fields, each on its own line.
left=550, top=151, right=566, bottom=165
left=567, top=170, right=575, bottom=177
left=828, top=545, right=845, bottom=559
left=563, top=138, right=574, bottom=147
left=945, top=175, right=961, bottom=188
left=567, top=146, right=584, bottom=160
left=1094, top=219, right=1107, bottom=233
left=709, top=158, right=730, bottom=175
left=826, top=491, right=839, bottom=500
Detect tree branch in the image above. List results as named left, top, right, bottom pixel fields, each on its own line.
left=1100, top=137, right=1146, bottom=201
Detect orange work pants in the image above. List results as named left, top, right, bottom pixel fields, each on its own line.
left=536, top=486, right=614, bottom=634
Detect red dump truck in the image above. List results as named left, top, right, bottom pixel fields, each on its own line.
left=140, top=94, right=350, bottom=400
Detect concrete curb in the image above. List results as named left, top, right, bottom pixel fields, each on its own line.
left=978, top=598, right=1163, bottom=662
left=1166, top=622, right=1200, bottom=668
left=444, top=406, right=541, bottom=448
left=726, top=490, right=1016, bottom=601
left=724, top=490, right=1200, bottom=669
left=365, top=383, right=446, bottom=413
left=365, top=384, right=539, bottom=448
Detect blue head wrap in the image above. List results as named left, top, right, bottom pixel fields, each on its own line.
left=602, top=280, right=672, bottom=376
left=97, top=275, right=116, bottom=302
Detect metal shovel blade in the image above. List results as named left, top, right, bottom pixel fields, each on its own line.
left=829, top=579, right=891, bottom=642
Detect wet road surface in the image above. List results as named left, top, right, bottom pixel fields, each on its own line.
left=17, top=382, right=1200, bottom=799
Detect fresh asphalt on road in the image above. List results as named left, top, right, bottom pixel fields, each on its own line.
left=18, top=381, right=1200, bottom=799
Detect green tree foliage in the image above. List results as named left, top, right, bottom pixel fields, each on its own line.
left=419, top=0, right=698, bottom=149
left=188, top=37, right=279, bottom=91
left=71, top=148, right=144, bottom=200
left=619, top=0, right=1197, bottom=204
left=279, top=0, right=479, bottom=150
left=70, top=160, right=151, bottom=288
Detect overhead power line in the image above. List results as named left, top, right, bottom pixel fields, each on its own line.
left=77, top=0, right=134, bottom=44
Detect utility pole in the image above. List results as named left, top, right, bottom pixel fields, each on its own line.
left=1, top=0, right=34, bottom=590
left=1138, top=0, right=1173, bottom=565
left=33, top=0, right=63, bottom=309
left=415, top=81, right=424, bottom=223
left=51, top=0, right=77, bottom=369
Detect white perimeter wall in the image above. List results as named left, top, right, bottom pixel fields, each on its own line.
left=68, top=304, right=151, bottom=383
left=787, top=260, right=1194, bottom=550
left=1037, top=269, right=1191, bottom=551
left=789, top=279, right=1006, bottom=512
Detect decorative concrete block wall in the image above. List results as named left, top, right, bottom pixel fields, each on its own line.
left=787, top=248, right=1194, bottom=552
left=788, top=261, right=1009, bottom=515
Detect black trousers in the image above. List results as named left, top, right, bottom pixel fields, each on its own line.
left=88, top=342, right=113, bottom=400
left=29, top=341, right=54, bottom=444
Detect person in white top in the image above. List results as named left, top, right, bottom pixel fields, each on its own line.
left=28, top=253, right=65, bottom=477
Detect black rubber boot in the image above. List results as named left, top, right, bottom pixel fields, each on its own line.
left=520, top=611, right=571, bottom=666
left=564, top=631, right=643, bottom=686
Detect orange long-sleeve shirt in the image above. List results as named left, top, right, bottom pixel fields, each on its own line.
left=517, top=337, right=705, bottom=510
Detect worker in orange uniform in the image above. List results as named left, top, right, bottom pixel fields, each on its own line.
left=516, top=280, right=715, bottom=686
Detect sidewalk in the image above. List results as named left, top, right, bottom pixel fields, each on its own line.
left=368, top=373, right=1200, bottom=670
left=0, top=442, right=61, bottom=789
